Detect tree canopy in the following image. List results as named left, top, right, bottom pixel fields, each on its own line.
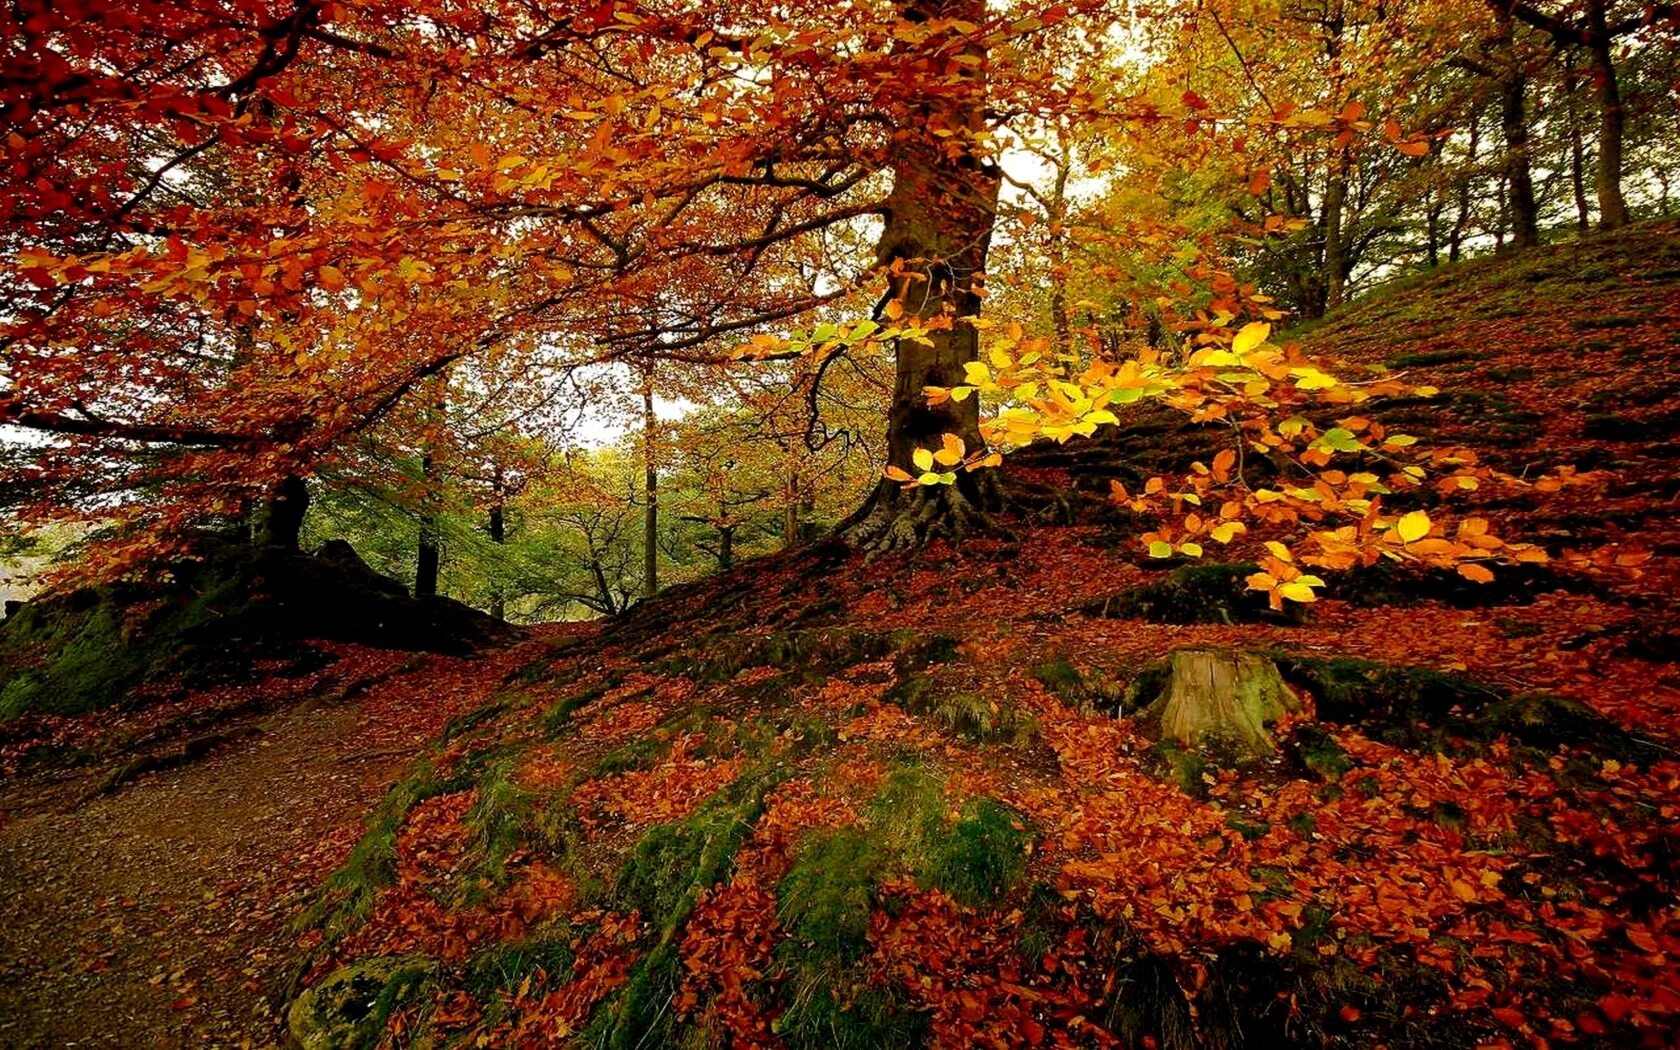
left=3, top=0, right=1676, bottom=599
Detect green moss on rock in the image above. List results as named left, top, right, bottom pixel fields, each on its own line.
left=287, top=955, right=436, bottom=1050
left=1083, top=563, right=1304, bottom=626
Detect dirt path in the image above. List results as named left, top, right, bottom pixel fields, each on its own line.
left=0, top=643, right=536, bottom=1050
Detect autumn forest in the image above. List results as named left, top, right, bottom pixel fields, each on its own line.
left=2, top=1, right=1680, bottom=1047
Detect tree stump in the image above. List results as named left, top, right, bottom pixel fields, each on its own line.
left=1139, top=649, right=1302, bottom=761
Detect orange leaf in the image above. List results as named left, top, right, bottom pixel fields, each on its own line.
left=1456, top=563, right=1494, bottom=583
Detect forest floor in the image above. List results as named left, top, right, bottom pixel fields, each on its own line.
left=2, top=221, right=1679, bottom=1050
left=0, top=640, right=562, bottom=1049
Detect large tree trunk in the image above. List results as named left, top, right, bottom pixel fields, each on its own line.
left=1491, top=5, right=1541, bottom=250
left=1586, top=26, right=1627, bottom=229
left=1139, top=649, right=1302, bottom=762
left=1500, top=70, right=1540, bottom=249
left=839, top=0, right=1003, bottom=552
left=256, top=475, right=309, bottom=549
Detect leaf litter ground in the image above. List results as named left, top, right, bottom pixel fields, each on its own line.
left=3, top=225, right=1680, bottom=1048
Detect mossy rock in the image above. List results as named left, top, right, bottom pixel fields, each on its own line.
left=1271, top=654, right=1651, bottom=762
left=0, top=537, right=519, bottom=721
left=1031, top=657, right=1087, bottom=701
left=672, top=627, right=924, bottom=685
left=1083, top=563, right=1304, bottom=626
left=287, top=955, right=436, bottom=1050
left=0, top=583, right=182, bottom=719
left=1283, top=725, right=1352, bottom=781
left=1327, top=558, right=1585, bottom=609
left=927, top=692, right=1038, bottom=745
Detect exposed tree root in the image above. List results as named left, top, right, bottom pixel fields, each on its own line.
left=837, top=473, right=1012, bottom=555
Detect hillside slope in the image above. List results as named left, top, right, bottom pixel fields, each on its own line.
left=1299, top=220, right=1680, bottom=597
left=270, top=227, right=1680, bottom=1050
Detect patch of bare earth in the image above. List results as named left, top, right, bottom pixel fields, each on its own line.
left=0, top=639, right=545, bottom=1049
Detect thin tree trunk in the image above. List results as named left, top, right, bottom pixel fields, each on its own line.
left=782, top=461, right=801, bottom=548
left=1450, top=110, right=1481, bottom=262
left=1323, top=151, right=1349, bottom=311
left=415, top=374, right=445, bottom=599
left=641, top=358, right=658, bottom=599
left=415, top=448, right=440, bottom=598
left=488, top=468, right=505, bottom=620
left=1425, top=186, right=1442, bottom=267
left=1564, top=51, right=1592, bottom=231
left=1046, top=143, right=1072, bottom=354
left=1494, top=171, right=1509, bottom=249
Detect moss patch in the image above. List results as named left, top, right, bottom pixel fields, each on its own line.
left=584, top=771, right=778, bottom=1048
left=1271, top=654, right=1649, bottom=762
left=1084, top=563, right=1304, bottom=626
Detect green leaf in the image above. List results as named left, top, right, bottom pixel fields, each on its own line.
left=1313, top=427, right=1364, bottom=454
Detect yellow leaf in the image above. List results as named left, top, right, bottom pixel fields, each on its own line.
left=1148, top=540, right=1176, bottom=559
left=1396, top=510, right=1431, bottom=544
left=912, top=448, right=935, bottom=472
left=1232, top=321, right=1270, bottom=356
left=1180, top=542, right=1204, bottom=558
left=1277, top=581, right=1319, bottom=603
left=1210, top=521, right=1246, bottom=544
left=1263, top=540, right=1292, bottom=562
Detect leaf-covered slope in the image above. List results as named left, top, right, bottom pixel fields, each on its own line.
left=1294, top=219, right=1680, bottom=596
left=282, top=235, right=1680, bottom=1050
left=0, top=539, right=518, bottom=725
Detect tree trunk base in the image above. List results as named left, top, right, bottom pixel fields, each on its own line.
left=1140, top=649, right=1302, bottom=761
left=836, top=472, right=1009, bottom=555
